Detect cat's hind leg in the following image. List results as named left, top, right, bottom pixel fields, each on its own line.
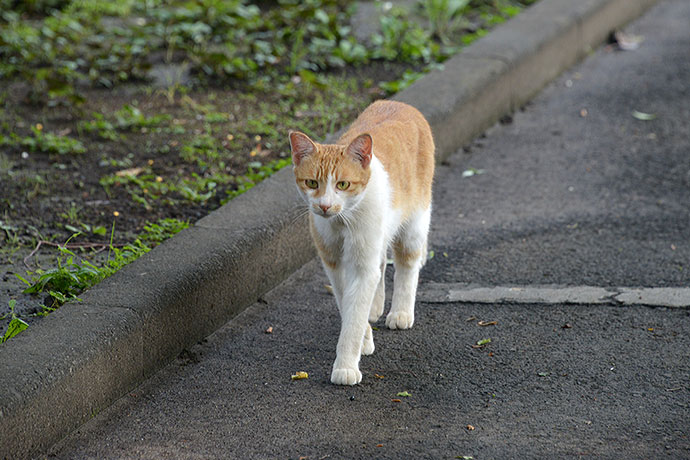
left=387, top=206, right=430, bottom=330
left=368, top=256, right=386, bottom=323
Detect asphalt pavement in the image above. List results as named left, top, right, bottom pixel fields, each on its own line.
left=48, top=1, right=689, bottom=458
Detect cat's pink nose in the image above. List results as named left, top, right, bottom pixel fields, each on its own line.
left=319, top=204, right=331, bottom=214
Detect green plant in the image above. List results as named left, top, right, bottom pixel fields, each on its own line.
left=78, top=113, right=120, bottom=141
left=16, top=235, right=103, bottom=307
left=223, top=158, right=291, bottom=203
left=420, top=0, right=470, bottom=45
left=371, top=5, right=435, bottom=63
left=3, top=125, right=86, bottom=155
left=114, top=104, right=171, bottom=131
left=1, top=300, right=28, bottom=343
left=16, top=218, right=190, bottom=311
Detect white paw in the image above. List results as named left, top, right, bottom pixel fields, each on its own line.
left=331, top=367, right=362, bottom=385
left=386, top=311, right=414, bottom=330
left=369, top=292, right=384, bottom=323
left=362, top=334, right=375, bottom=356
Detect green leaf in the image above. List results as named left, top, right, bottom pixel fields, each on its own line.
left=396, top=391, right=411, bottom=397
left=476, top=338, right=491, bottom=346
left=2, top=317, right=29, bottom=343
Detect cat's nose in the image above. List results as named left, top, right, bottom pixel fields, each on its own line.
left=319, top=204, right=331, bottom=214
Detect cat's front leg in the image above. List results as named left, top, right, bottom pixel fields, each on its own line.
left=331, top=264, right=380, bottom=385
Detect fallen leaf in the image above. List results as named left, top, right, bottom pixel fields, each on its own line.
left=466, top=316, right=477, bottom=322
left=632, top=110, right=656, bottom=121
left=475, top=338, right=491, bottom=346
left=462, top=168, right=485, bottom=178
left=265, top=326, right=273, bottom=334
left=477, top=320, right=497, bottom=327
left=391, top=399, right=402, bottom=403
left=376, top=444, right=384, bottom=448
left=115, top=167, right=144, bottom=177
left=538, top=372, right=550, bottom=377
left=374, top=373, right=385, bottom=379
left=291, top=371, right=308, bottom=380
left=466, top=424, right=475, bottom=431
left=397, top=391, right=411, bottom=397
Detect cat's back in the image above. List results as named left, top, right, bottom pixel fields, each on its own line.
left=340, top=100, right=435, bottom=212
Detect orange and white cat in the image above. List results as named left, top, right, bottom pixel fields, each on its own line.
left=289, top=100, right=434, bottom=385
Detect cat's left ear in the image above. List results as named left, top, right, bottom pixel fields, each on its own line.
left=346, top=133, right=372, bottom=169
left=289, top=131, right=316, bottom=166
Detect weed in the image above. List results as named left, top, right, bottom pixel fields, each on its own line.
left=1, top=300, right=28, bottom=343
left=420, top=0, right=471, bottom=45
left=1, top=125, right=86, bottom=155
left=223, top=158, right=291, bottom=203
left=114, top=105, right=171, bottom=131
left=15, top=218, right=190, bottom=314
left=0, top=218, right=21, bottom=263
left=78, top=113, right=121, bottom=141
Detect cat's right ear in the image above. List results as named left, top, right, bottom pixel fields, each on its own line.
left=289, top=131, right=316, bottom=166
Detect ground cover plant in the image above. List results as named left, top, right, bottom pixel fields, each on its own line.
left=0, top=0, right=535, bottom=341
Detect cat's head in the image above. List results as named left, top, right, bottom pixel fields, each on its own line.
left=289, top=131, right=372, bottom=219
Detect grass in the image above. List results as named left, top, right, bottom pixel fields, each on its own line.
left=1, top=218, right=190, bottom=341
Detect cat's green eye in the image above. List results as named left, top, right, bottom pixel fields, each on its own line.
left=336, top=181, right=350, bottom=191
left=305, top=179, right=319, bottom=189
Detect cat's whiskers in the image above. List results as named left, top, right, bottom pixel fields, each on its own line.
left=288, top=206, right=311, bottom=226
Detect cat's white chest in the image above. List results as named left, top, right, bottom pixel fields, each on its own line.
left=313, top=155, right=400, bottom=252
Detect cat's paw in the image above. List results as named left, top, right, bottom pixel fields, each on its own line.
left=386, top=311, right=414, bottom=330
left=331, top=367, right=362, bottom=385
left=362, top=333, right=375, bottom=356
left=369, top=293, right=385, bottom=323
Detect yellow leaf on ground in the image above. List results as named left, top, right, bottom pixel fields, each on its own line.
left=291, top=371, right=308, bottom=380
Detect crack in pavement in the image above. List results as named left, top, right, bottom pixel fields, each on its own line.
left=417, top=284, right=690, bottom=308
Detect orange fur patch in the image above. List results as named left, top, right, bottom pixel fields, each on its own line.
left=337, top=100, right=435, bottom=220
left=294, top=144, right=371, bottom=197
left=392, top=239, right=422, bottom=268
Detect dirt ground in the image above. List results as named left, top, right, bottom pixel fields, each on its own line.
left=0, top=62, right=406, bottom=327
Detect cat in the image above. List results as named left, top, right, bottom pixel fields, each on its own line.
left=289, top=100, right=435, bottom=385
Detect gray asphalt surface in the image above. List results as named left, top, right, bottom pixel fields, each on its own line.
left=49, top=1, right=689, bottom=458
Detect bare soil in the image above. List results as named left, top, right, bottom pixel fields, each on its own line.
left=0, top=62, right=406, bottom=326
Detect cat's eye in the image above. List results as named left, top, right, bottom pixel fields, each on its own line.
left=336, top=181, right=350, bottom=191
left=305, top=179, right=319, bottom=189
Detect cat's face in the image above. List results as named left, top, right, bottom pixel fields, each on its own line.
left=289, top=131, right=372, bottom=219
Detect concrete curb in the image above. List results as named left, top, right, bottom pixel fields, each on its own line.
left=0, top=0, right=660, bottom=457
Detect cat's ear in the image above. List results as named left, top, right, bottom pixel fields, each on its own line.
left=346, top=133, right=372, bottom=169
left=289, top=131, right=316, bottom=166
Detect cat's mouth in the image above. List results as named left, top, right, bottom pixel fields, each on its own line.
left=313, top=204, right=340, bottom=218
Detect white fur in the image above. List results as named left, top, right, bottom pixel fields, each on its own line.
left=302, top=155, right=429, bottom=385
